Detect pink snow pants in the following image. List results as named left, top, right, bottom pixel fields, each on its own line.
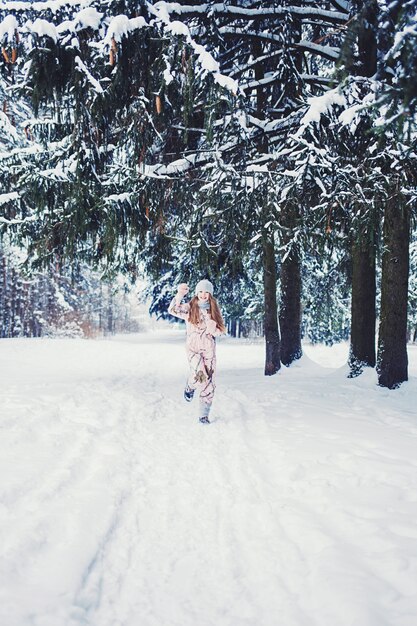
left=186, top=337, right=216, bottom=405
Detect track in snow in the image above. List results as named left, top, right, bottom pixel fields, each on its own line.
left=1, top=332, right=417, bottom=626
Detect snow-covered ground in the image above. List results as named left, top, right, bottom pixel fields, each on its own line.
left=1, top=326, right=417, bottom=626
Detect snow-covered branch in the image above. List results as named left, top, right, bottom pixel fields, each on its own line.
left=150, top=2, right=349, bottom=25
left=219, top=28, right=340, bottom=61
left=241, top=73, right=333, bottom=92
left=74, top=56, right=103, bottom=94
left=1, top=0, right=92, bottom=14
left=0, top=191, right=20, bottom=206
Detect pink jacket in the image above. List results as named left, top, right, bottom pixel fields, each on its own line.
left=168, top=298, right=223, bottom=351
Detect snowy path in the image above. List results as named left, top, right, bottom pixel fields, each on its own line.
left=1, top=331, right=417, bottom=626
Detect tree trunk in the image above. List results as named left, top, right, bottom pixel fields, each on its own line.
left=348, top=0, right=379, bottom=375
left=228, top=318, right=237, bottom=337
left=278, top=17, right=303, bottom=367
left=357, top=0, right=378, bottom=78
left=263, top=236, right=281, bottom=376
left=253, top=39, right=280, bottom=374
left=349, top=236, right=376, bottom=374
left=0, top=252, right=5, bottom=338
left=107, top=287, right=114, bottom=334
left=377, top=192, right=410, bottom=388
left=280, top=250, right=302, bottom=366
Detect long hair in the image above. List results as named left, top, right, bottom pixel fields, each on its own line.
left=188, top=294, right=226, bottom=333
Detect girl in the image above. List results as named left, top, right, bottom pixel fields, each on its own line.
left=168, top=279, right=226, bottom=424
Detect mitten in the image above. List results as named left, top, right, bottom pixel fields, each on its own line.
left=177, top=283, right=189, bottom=298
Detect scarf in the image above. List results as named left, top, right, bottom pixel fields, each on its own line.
left=198, top=301, right=210, bottom=311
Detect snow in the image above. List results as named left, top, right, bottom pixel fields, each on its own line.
left=104, top=14, right=147, bottom=45
left=168, top=19, right=189, bottom=38
left=105, top=192, right=132, bottom=203
left=391, top=20, right=417, bottom=59
left=338, top=104, right=364, bottom=128
left=1, top=327, right=417, bottom=626
left=74, top=56, right=103, bottom=94
left=155, top=4, right=350, bottom=23
left=3, top=1, right=91, bottom=13
left=214, top=72, right=239, bottom=95
left=53, top=7, right=103, bottom=38
left=140, top=154, right=199, bottom=178
left=129, top=16, right=148, bottom=32
left=73, top=7, right=103, bottom=32
left=0, top=215, right=36, bottom=225
left=0, top=14, right=18, bottom=42
left=0, top=191, right=20, bottom=205
left=28, top=18, right=58, bottom=42
left=54, top=287, right=72, bottom=311
left=296, top=40, right=340, bottom=61
left=151, top=5, right=237, bottom=94
left=297, top=88, right=347, bottom=135
left=0, top=110, right=19, bottom=143
left=245, top=163, right=269, bottom=191
left=163, top=63, right=174, bottom=86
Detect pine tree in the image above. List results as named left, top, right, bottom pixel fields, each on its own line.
left=375, top=0, right=417, bottom=388
left=2, top=0, right=415, bottom=385
left=338, top=0, right=379, bottom=375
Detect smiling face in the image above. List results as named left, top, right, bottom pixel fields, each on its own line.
left=197, top=291, right=210, bottom=303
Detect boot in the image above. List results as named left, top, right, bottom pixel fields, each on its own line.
left=184, top=385, right=195, bottom=402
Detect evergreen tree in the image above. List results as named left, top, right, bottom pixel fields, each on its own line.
left=1, top=0, right=416, bottom=389
left=338, top=0, right=379, bottom=375
left=375, top=0, right=417, bottom=388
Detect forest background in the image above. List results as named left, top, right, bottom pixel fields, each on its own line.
left=0, top=0, right=416, bottom=389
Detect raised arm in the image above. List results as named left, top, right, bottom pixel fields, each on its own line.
left=168, top=283, right=190, bottom=321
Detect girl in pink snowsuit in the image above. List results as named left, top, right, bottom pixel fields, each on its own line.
left=168, top=279, right=226, bottom=423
